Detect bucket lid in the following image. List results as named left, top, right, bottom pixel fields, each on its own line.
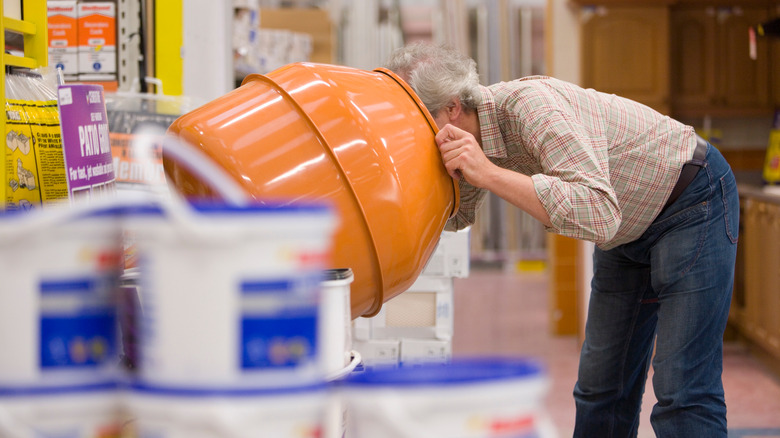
left=187, top=200, right=333, bottom=216
left=0, top=201, right=140, bottom=221
left=343, top=357, right=544, bottom=387
left=0, top=201, right=137, bottom=240
left=323, top=268, right=353, bottom=281
left=0, top=381, right=118, bottom=397
left=128, top=381, right=327, bottom=398
left=110, top=199, right=334, bottom=220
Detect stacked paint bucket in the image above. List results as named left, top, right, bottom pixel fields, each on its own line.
left=0, top=196, right=340, bottom=438
left=121, top=197, right=338, bottom=438
left=340, top=358, right=558, bottom=438
left=0, top=202, right=126, bottom=437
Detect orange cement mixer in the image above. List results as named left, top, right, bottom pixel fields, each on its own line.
left=163, top=63, right=459, bottom=318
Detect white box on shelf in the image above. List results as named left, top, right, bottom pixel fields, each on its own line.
left=352, top=339, right=400, bottom=369
left=48, top=1, right=78, bottom=76
left=420, top=227, right=471, bottom=278
left=354, top=276, right=454, bottom=341
left=77, top=2, right=116, bottom=75
left=399, top=338, right=451, bottom=366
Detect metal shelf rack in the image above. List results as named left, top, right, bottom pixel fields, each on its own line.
left=1, top=0, right=48, bottom=209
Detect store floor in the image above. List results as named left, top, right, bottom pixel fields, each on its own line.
left=451, top=267, right=780, bottom=438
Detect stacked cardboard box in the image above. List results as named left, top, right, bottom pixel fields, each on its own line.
left=48, top=1, right=117, bottom=90
left=352, top=228, right=470, bottom=368
left=47, top=1, right=78, bottom=79
left=77, top=2, right=116, bottom=78
left=258, top=8, right=334, bottom=64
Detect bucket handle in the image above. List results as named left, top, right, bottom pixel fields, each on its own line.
left=0, top=197, right=127, bottom=242
left=161, top=135, right=251, bottom=206
left=155, top=133, right=263, bottom=238
left=325, top=350, right=362, bottom=381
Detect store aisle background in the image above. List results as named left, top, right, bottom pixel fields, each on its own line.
left=451, top=268, right=780, bottom=438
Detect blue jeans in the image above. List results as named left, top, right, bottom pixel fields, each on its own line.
left=573, top=143, right=739, bottom=438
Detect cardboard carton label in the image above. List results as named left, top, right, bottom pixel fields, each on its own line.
left=78, top=2, right=116, bottom=74
left=4, top=99, right=69, bottom=210
left=48, top=1, right=78, bottom=75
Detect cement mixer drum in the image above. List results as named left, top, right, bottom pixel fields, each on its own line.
left=164, top=62, right=459, bottom=318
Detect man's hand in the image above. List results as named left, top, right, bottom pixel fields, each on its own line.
left=435, top=124, right=495, bottom=188
left=435, top=123, right=553, bottom=227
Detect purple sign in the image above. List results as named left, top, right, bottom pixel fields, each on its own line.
left=57, top=84, right=116, bottom=202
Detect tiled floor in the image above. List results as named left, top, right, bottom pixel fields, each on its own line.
left=451, top=267, right=780, bottom=438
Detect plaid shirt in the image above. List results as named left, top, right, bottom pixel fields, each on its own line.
left=446, top=76, right=697, bottom=250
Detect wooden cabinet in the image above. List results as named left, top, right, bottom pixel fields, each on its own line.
left=548, top=234, right=580, bottom=336
left=739, top=196, right=780, bottom=361
left=671, top=4, right=773, bottom=117
left=581, top=6, right=671, bottom=115
left=730, top=195, right=746, bottom=328
left=578, top=1, right=778, bottom=118
left=771, top=5, right=780, bottom=109
left=774, top=40, right=780, bottom=110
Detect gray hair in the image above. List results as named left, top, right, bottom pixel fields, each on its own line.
left=384, top=42, right=480, bottom=116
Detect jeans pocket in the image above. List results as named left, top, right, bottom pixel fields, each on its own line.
left=720, top=173, right=739, bottom=244
left=652, top=201, right=709, bottom=279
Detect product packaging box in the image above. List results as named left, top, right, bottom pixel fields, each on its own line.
left=421, top=228, right=471, bottom=278
left=399, top=338, right=451, bottom=366
left=258, top=8, right=334, bottom=64
left=352, top=276, right=455, bottom=342
left=78, top=2, right=116, bottom=75
left=352, top=339, right=400, bottom=369
left=47, top=1, right=78, bottom=79
left=77, top=74, right=118, bottom=92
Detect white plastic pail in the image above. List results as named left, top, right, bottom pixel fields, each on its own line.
left=126, top=383, right=328, bottom=438
left=320, top=268, right=354, bottom=377
left=123, top=200, right=337, bottom=390
left=341, top=358, right=557, bottom=438
left=0, top=383, right=122, bottom=438
left=319, top=268, right=356, bottom=438
left=0, top=203, right=124, bottom=389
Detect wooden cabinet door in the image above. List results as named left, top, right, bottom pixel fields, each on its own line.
left=771, top=5, right=780, bottom=110
left=581, top=6, right=670, bottom=115
left=742, top=198, right=764, bottom=344
left=743, top=199, right=780, bottom=358
left=671, top=7, right=717, bottom=112
left=730, top=196, right=747, bottom=327
left=764, top=203, right=780, bottom=356
left=671, top=5, right=772, bottom=117
left=774, top=38, right=780, bottom=111
left=718, top=6, right=771, bottom=111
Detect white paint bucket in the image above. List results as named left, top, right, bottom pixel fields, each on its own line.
left=0, top=385, right=122, bottom=438
left=320, top=268, right=354, bottom=378
left=341, top=358, right=557, bottom=438
left=0, top=203, right=124, bottom=389
left=125, top=383, right=328, bottom=438
left=319, top=268, right=357, bottom=438
left=123, top=200, right=337, bottom=390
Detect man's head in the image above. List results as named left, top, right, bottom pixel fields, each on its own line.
left=384, top=42, right=481, bottom=128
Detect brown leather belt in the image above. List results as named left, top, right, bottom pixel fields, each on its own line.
left=663, top=135, right=708, bottom=210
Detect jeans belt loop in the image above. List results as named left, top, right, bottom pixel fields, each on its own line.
left=663, top=135, right=708, bottom=210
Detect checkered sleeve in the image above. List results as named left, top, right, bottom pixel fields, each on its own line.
left=520, top=107, right=621, bottom=244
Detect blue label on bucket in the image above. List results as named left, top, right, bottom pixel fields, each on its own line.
left=39, top=277, right=117, bottom=369
left=240, top=277, right=319, bottom=370
left=241, top=313, right=317, bottom=369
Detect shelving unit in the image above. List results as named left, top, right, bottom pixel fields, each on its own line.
left=1, top=0, right=48, bottom=210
